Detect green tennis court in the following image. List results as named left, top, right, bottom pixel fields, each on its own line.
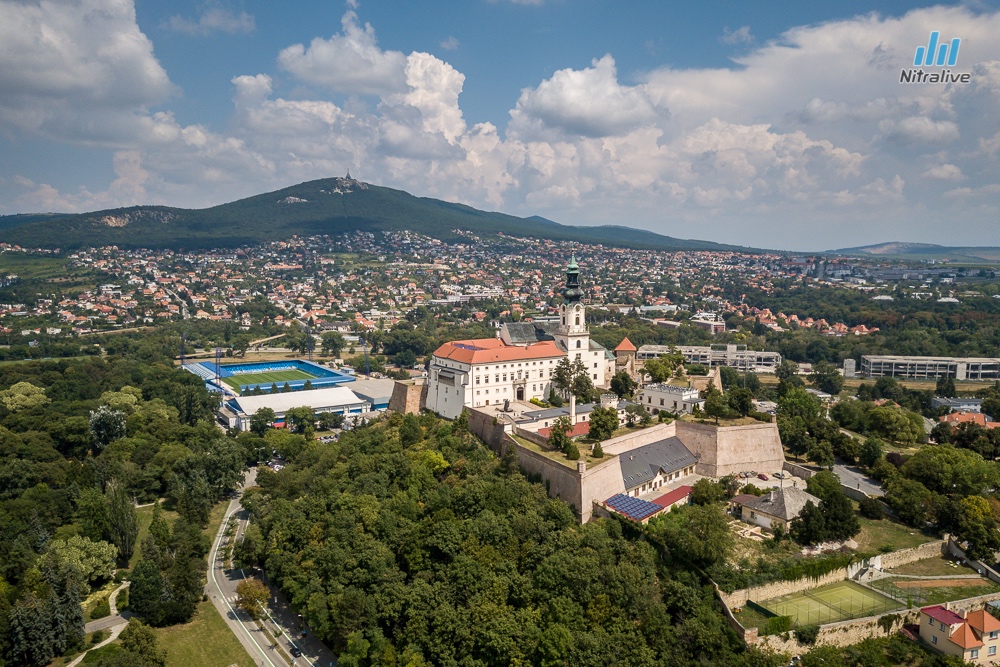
left=222, top=369, right=314, bottom=391
left=760, top=580, right=902, bottom=626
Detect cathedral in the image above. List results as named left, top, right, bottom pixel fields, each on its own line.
left=426, top=256, right=611, bottom=419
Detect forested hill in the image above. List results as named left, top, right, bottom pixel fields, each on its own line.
left=0, top=177, right=747, bottom=252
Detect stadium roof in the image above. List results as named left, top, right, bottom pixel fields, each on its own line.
left=232, top=386, right=366, bottom=416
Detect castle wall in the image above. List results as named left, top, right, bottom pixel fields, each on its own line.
left=675, top=420, right=785, bottom=478
left=388, top=379, right=426, bottom=415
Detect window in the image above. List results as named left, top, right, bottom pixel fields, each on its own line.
left=941, top=622, right=947, bottom=631
left=575, top=315, right=580, bottom=325
left=576, top=340, right=581, bottom=348
left=971, top=648, right=978, bottom=659
left=593, top=374, right=597, bottom=380
left=991, top=631, right=999, bottom=640
left=990, top=646, right=997, bottom=656
left=593, top=362, right=597, bottom=368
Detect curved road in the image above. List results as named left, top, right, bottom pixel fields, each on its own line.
left=208, top=468, right=337, bottom=667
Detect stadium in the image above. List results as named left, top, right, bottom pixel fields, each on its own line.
left=183, top=359, right=354, bottom=395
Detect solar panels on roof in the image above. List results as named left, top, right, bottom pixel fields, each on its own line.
left=605, top=494, right=663, bottom=521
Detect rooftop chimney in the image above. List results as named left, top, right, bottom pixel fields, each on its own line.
left=570, top=394, right=576, bottom=424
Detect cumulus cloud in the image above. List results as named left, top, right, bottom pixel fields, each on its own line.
left=510, top=55, right=664, bottom=138
left=0, top=0, right=174, bottom=143
left=165, top=7, right=255, bottom=36
left=922, top=163, right=964, bottom=180
left=880, top=116, right=960, bottom=144
left=278, top=10, right=407, bottom=96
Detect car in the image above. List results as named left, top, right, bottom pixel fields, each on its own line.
left=290, top=646, right=302, bottom=658
left=773, top=472, right=786, bottom=479
left=757, top=473, right=769, bottom=481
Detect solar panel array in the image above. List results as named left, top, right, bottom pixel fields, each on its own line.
left=605, top=494, right=663, bottom=521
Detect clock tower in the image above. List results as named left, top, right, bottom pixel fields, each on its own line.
left=555, top=254, right=589, bottom=357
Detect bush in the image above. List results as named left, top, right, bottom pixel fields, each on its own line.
left=565, top=443, right=581, bottom=461
left=90, top=597, right=111, bottom=620
left=91, top=630, right=107, bottom=645
left=763, top=615, right=792, bottom=635
left=796, top=624, right=820, bottom=645
left=114, top=569, right=127, bottom=583
left=592, top=442, right=604, bottom=458
left=859, top=495, right=884, bottom=520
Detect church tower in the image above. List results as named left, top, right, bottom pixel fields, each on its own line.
left=555, top=254, right=590, bottom=357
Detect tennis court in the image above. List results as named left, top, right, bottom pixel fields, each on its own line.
left=222, top=369, right=314, bottom=391
left=759, top=580, right=902, bottom=626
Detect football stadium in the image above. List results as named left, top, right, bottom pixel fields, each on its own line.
left=183, top=359, right=354, bottom=395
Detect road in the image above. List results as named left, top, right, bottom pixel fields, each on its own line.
left=208, top=467, right=338, bottom=667
left=832, top=462, right=884, bottom=497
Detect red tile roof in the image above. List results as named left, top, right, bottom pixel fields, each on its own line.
left=538, top=421, right=590, bottom=439
left=652, top=485, right=692, bottom=508
left=923, top=605, right=965, bottom=626
left=966, top=609, right=1000, bottom=634
left=432, top=338, right=562, bottom=364
left=614, top=337, right=637, bottom=352
left=950, top=623, right=984, bottom=649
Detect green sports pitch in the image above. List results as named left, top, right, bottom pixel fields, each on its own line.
left=758, top=581, right=902, bottom=626
left=222, top=369, right=314, bottom=392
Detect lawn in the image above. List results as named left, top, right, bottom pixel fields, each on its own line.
left=854, top=516, right=940, bottom=553
left=222, top=369, right=314, bottom=392
left=869, top=576, right=1000, bottom=606
left=888, top=556, right=973, bottom=577
left=511, top=434, right=609, bottom=469
left=153, top=600, right=256, bottom=667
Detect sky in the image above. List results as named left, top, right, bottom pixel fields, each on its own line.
left=0, top=0, right=998, bottom=251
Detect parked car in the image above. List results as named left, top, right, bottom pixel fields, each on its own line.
left=757, top=473, right=769, bottom=481
left=290, top=646, right=302, bottom=658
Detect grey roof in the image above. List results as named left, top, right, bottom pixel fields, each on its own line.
left=522, top=400, right=635, bottom=422
left=740, top=487, right=820, bottom=521
left=620, top=437, right=698, bottom=490
left=504, top=321, right=558, bottom=344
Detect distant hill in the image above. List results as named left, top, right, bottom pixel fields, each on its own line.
left=833, top=241, right=1000, bottom=263
left=0, top=177, right=749, bottom=252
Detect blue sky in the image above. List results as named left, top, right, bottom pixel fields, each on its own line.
left=1, top=0, right=999, bottom=250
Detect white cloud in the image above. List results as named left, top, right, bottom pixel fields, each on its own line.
left=922, top=163, right=964, bottom=180
left=165, top=7, right=255, bottom=36
left=721, top=26, right=754, bottom=45
left=440, top=36, right=459, bottom=51
left=510, top=55, right=663, bottom=138
left=0, top=0, right=174, bottom=144
left=880, top=116, right=959, bottom=144
left=277, top=10, right=407, bottom=96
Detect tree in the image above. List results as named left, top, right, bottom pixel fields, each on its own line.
left=727, top=387, right=754, bottom=417
left=236, top=577, right=269, bottom=620
left=643, top=350, right=684, bottom=383
left=624, top=403, right=651, bottom=427
left=89, top=406, right=127, bottom=450
left=858, top=496, right=884, bottom=520
left=655, top=503, right=732, bottom=566
left=38, top=536, right=117, bottom=595
left=901, top=445, right=1000, bottom=496
left=249, top=407, right=276, bottom=437
left=129, top=559, right=165, bottom=621
left=284, top=407, right=315, bottom=436
left=936, top=375, right=957, bottom=398
left=703, top=383, right=729, bottom=424
left=867, top=405, right=922, bottom=444
left=547, top=416, right=573, bottom=455
left=806, top=439, right=835, bottom=469
left=690, top=478, right=727, bottom=505
left=592, top=441, right=604, bottom=458
left=821, top=491, right=860, bottom=541
left=858, top=438, right=884, bottom=469
left=610, top=371, right=637, bottom=399
left=790, top=501, right=826, bottom=545
left=0, top=381, right=50, bottom=412
left=956, top=496, right=1000, bottom=561
left=587, top=406, right=619, bottom=441
left=777, top=388, right=821, bottom=421
left=809, top=361, right=844, bottom=396
left=321, top=331, right=346, bottom=357
left=400, top=414, right=423, bottom=446
left=105, top=480, right=138, bottom=567
left=394, top=349, right=417, bottom=368
left=885, top=478, right=935, bottom=527
left=118, top=619, right=167, bottom=667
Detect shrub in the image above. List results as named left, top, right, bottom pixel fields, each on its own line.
left=592, top=442, right=604, bottom=458
left=879, top=544, right=895, bottom=553
left=114, top=569, right=127, bottom=583
left=565, top=443, right=581, bottom=461
left=91, top=630, right=107, bottom=644
left=859, top=496, right=884, bottom=520
left=90, top=597, right=111, bottom=620
left=763, top=615, right=792, bottom=635
left=796, top=624, right=820, bottom=645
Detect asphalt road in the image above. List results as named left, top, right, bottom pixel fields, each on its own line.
left=832, top=462, right=884, bottom=497
left=208, top=468, right=338, bottom=667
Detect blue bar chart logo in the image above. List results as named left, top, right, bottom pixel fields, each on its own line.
left=913, top=32, right=961, bottom=67
left=900, top=31, right=971, bottom=84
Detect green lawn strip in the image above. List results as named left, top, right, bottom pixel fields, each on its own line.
left=871, top=577, right=1000, bottom=607
left=152, top=600, right=256, bottom=667
left=255, top=618, right=293, bottom=665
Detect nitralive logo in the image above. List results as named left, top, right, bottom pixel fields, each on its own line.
left=900, top=31, right=971, bottom=84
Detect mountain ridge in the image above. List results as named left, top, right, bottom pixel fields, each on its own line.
left=0, top=177, right=756, bottom=252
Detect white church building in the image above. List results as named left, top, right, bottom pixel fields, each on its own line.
left=426, top=256, right=611, bottom=419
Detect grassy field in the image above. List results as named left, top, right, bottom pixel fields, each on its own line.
left=888, top=556, right=973, bottom=577
left=0, top=253, right=69, bottom=279
left=854, top=515, right=939, bottom=553
left=153, top=600, right=256, bottom=667
left=760, top=580, right=901, bottom=626
left=222, top=369, right=314, bottom=392
left=869, top=576, right=1000, bottom=606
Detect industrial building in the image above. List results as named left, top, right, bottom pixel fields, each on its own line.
left=861, top=355, right=1000, bottom=381
left=637, top=344, right=782, bottom=372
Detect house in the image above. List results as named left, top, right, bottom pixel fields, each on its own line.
left=737, top=487, right=821, bottom=531
left=638, top=383, right=704, bottom=415
left=619, top=437, right=698, bottom=498
left=920, top=605, right=1000, bottom=664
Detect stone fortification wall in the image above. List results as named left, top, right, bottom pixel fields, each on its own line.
left=498, top=435, right=585, bottom=517
left=676, top=420, right=785, bottom=478
left=387, top=379, right=426, bottom=415
left=467, top=407, right=507, bottom=449
left=580, top=456, right=626, bottom=522
left=872, top=540, right=945, bottom=570
left=782, top=462, right=816, bottom=479
left=756, top=610, right=919, bottom=654
left=601, top=422, right=676, bottom=456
